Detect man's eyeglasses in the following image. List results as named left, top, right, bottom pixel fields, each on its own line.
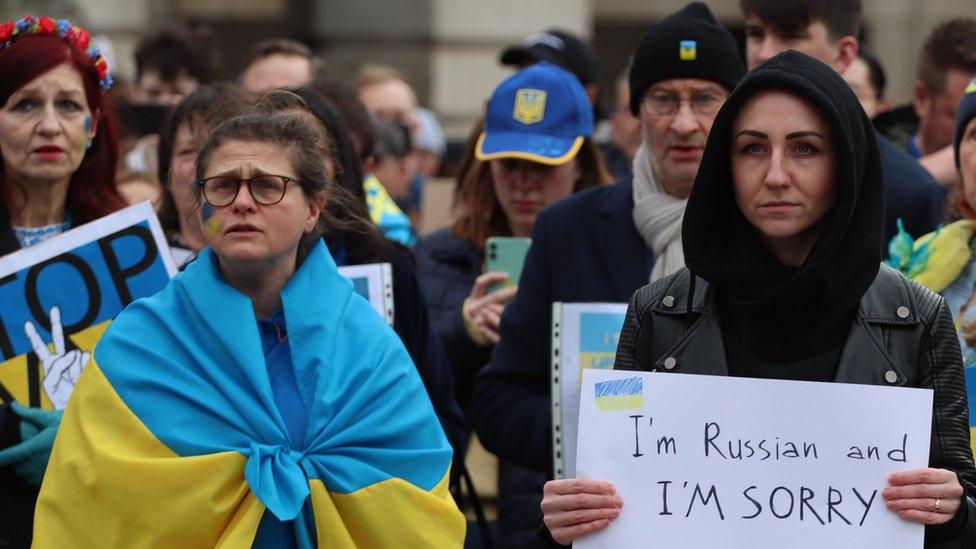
left=642, top=91, right=726, bottom=117
left=197, top=175, right=297, bottom=207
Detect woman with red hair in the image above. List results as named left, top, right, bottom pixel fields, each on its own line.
left=0, top=15, right=125, bottom=547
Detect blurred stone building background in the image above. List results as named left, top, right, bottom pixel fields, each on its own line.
left=2, top=0, right=972, bottom=141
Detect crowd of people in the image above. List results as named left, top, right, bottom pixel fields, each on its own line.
left=1, top=0, right=976, bottom=547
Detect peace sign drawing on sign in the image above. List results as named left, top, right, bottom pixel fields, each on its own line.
left=24, top=306, right=90, bottom=410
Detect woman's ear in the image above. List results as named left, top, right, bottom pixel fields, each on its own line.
left=87, top=109, right=100, bottom=141
left=305, top=191, right=327, bottom=232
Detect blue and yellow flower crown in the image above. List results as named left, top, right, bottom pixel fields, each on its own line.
left=0, top=15, right=113, bottom=92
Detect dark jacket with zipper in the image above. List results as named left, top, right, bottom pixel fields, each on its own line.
left=613, top=266, right=976, bottom=547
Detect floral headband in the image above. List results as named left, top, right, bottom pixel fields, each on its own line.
left=0, top=15, right=113, bottom=92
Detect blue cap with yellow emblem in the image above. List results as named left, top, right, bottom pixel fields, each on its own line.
left=475, top=62, right=592, bottom=166
left=954, top=77, right=976, bottom=169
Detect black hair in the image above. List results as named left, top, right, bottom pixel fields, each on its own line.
left=135, top=26, right=215, bottom=84
left=371, top=117, right=412, bottom=159
left=740, top=0, right=861, bottom=41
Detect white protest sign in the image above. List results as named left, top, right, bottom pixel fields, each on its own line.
left=337, top=263, right=394, bottom=325
left=576, top=370, right=933, bottom=549
left=551, top=302, right=628, bottom=478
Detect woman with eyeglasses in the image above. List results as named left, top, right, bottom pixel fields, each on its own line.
left=33, top=109, right=465, bottom=547
left=539, top=51, right=976, bottom=547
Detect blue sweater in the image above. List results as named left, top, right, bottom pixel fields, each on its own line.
left=253, top=311, right=306, bottom=549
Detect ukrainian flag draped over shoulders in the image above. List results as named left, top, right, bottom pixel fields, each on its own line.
left=34, top=241, right=464, bottom=548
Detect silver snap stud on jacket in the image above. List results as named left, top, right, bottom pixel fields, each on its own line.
left=663, top=357, right=677, bottom=370
left=884, top=370, right=898, bottom=384
left=662, top=296, right=676, bottom=308
left=896, top=306, right=910, bottom=319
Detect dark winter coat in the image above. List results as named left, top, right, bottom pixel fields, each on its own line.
left=414, top=228, right=492, bottom=410
left=471, top=179, right=653, bottom=547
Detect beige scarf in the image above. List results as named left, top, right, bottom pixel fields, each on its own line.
left=631, top=143, right=688, bottom=282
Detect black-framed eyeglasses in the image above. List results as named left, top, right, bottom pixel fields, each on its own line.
left=197, top=174, right=297, bottom=207
left=641, top=91, right=726, bottom=117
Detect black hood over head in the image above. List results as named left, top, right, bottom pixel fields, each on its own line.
left=682, top=50, right=884, bottom=361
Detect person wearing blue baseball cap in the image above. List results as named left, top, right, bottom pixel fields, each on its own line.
left=467, top=2, right=746, bottom=546
left=414, top=61, right=611, bottom=545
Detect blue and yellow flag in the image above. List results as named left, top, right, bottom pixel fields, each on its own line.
left=888, top=219, right=976, bottom=459
left=594, top=376, right=644, bottom=412
left=364, top=174, right=417, bottom=246
left=34, top=241, right=464, bottom=547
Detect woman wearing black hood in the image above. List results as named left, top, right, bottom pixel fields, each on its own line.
left=539, top=51, right=976, bottom=547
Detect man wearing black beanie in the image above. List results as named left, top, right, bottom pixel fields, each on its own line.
left=628, top=2, right=744, bottom=116
left=469, top=3, right=745, bottom=547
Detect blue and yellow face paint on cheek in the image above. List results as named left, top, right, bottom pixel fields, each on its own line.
left=80, top=116, right=92, bottom=150
left=200, top=202, right=222, bottom=236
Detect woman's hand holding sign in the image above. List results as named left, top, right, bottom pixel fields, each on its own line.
left=541, top=478, right=623, bottom=545
left=883, top=468, right=965, bottom=525
left=24, top=306, right=90, bottom=410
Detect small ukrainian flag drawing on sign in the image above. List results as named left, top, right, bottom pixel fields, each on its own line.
left=680, top=40, right=697, bottom=61
left=513, top=88, right=547, bottom=125
left=594, top=376, right=644, bottom=411
left=966, top=78, right=976, bottom=94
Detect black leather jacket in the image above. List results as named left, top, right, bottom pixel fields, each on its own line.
left=615, top=265, right=976, bottom=547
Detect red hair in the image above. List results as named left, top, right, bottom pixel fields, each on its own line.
left=0, top=34, right=125, bottom=223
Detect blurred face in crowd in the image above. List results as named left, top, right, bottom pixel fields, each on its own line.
left=371, top=153, right=413, bottom=200
left=490, top=157, right=580, bottom=237
left=116, top=178, right=162, bottom=207
left=744, top=16, right=856, bottom=72
left=133, top=68, right=200, bottom=105
left=241, top=54, right=313, bottom=94
left=169, top=120, right=203, bottom=228
left=731, top=90, right=837, bottom=265
left=359, top=79, right=419, bottom=134
left=844, top=56, right=884, bottom=119
left=639, top=78, right=727, bottom=199
left=199, top=140, right=321, bottom=270
left=914, top=68, right=976, bottom=154
left=611, top=76, right=641, bottom=162
left=0, top=63, right=97, bottom=189
left=413, top=149, right=441, bottom=178
left=960, top=118, right=976, bottom=213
